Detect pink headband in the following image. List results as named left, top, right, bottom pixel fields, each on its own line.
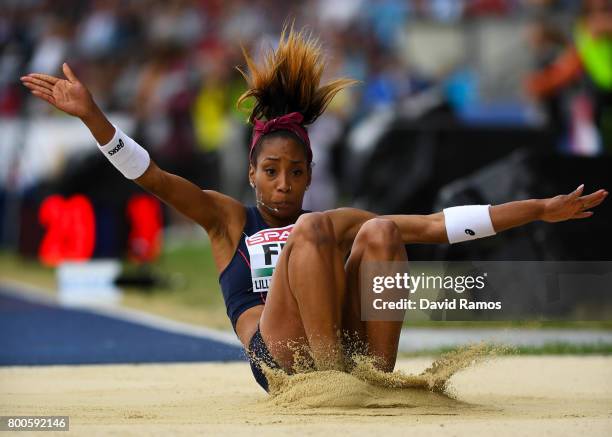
left=250, top=112, right=312, bottom=163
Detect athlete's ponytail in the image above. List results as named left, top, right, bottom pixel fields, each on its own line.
left=237, top=24, right=357, bottom=164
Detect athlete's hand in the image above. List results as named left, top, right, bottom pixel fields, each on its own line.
left=21, top=63, right=96, bottom=119
left=540, top=185, right=608, bottom=222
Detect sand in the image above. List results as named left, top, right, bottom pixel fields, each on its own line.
left=1, top=355, right=611, bottom=436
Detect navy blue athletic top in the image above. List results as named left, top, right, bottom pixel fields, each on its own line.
left=218, top=205, right=309, bottom=332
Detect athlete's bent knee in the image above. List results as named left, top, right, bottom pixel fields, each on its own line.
left=291, top=212, right=335, bottom=246
left=355, top=218, right=402, bottom=251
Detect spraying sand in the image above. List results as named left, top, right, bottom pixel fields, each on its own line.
left=1, top=354, right=611, bottom=436
left=260, top=344, right=497, bottom=409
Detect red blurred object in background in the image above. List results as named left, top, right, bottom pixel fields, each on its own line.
left=126, top=194, right=163, bottom=263
left=38, top=195, right=96, bottom=266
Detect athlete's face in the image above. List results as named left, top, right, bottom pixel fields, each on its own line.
left=249, top=136, right=311, bottom=219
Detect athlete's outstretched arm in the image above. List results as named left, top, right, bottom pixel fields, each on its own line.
left=21, top=63, right=240, bottom=235
left=327, top=185, right=607, bottom=247
left=382, top=184, right=607, bottom=244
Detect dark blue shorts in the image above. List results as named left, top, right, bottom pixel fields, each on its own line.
left=247, top=324, right=281, bottom=392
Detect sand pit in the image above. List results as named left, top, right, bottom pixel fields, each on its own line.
left=1, top=356, right=611, bottom=436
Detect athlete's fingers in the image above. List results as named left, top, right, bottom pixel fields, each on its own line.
left=569, top=184, right=585, bottom=199
left=22, top=77, right=54, bottom=93
left=62, top=62, right=79, bottom=83
left=26, top=73, right=59, bottom=86
left=22, top=81, right=54, bottom=97
left=578, top=189, right=608, bottom=208
left=583, top=195, right=607, bottom=210
left=31, top=90, right=56, bottom=106
left=572, top=211, right=594, bottom=219
left=20, top=76, right=54, bottom=91
left=579, top=188, right=607, bottom=201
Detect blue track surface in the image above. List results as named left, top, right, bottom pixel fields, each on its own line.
left=0, top=287, right=245, bottom=365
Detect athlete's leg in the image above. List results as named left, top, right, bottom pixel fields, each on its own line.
left=259, top=212, right=347, bottom=372
left=343, top=218, right=407, bottom=372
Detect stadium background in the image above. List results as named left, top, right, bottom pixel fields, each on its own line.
left=0, top=0, right=611, bottom=332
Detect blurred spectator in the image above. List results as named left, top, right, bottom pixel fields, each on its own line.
left=524, top=17, right=572, bottom=145
left=576, top=0, right=612, bottom=150
left=525, top=0, right=612, bottom=153
left=76, top=0, right=120, bottom=59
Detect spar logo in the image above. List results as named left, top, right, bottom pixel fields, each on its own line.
left=246, top=225, right=293, bottom=246
left=246, top=225, right=294, bottom=287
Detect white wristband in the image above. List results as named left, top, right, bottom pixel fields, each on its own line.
left=443, top=205, right=496, bottom=244
left=97, top=126, right=150, bottom=179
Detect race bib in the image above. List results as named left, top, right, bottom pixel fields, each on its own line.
left=245, top=224, right=294, bottom=293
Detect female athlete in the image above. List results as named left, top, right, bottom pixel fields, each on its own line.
left=21, top=26, right=607, bottom=392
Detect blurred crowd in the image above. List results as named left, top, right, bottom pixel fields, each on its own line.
left=525, top=0, right=612, bottom=154
left=0, top=0, right=610, bottom=207
left=0, top=0, right=588, bottom=117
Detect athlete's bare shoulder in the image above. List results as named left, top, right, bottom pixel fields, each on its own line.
left=203, top=190, right=247, bottom=273
left=203, top=190, right=246, bottom=240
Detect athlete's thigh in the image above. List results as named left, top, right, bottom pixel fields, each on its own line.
left=258, top=238, right=309, bottom=370
left=259, top=212, right=346, bottom=370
